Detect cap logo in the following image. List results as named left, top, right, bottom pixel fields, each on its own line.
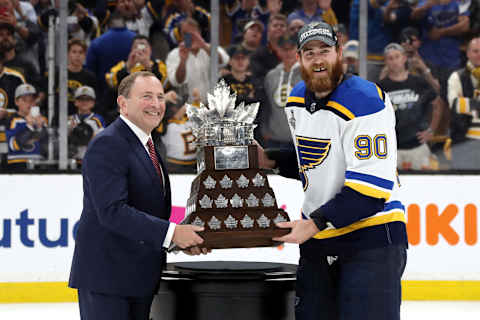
left=299, top=28, right=332, bottom=43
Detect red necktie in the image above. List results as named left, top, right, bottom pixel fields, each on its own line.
left=147, top=138, right=164, bottom=183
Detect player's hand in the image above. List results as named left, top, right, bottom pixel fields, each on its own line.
left=172, top=224, right=204, bottom=249
left=183, top=246, right=211, bottom=256
left=272, top=219, right=320, bottom=244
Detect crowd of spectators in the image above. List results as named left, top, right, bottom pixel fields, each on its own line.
left=0, top=0, right=479, bottom=173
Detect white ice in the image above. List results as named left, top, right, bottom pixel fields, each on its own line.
left=0, top=301, right=479, bottom=319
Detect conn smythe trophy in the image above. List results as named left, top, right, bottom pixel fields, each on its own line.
left=178, top=80, right=290, bottom=250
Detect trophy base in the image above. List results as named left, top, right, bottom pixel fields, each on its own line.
left=196, top=229, right=291, bottom=249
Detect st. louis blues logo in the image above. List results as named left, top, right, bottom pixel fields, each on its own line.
left=296, top=136, right=331, bottom=190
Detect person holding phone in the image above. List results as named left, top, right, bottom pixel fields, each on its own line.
left=105, top=35, right=178, bottom=124
left=166, top=17, right=229, bottom=103
left=5, top=83, right=47, bottom=171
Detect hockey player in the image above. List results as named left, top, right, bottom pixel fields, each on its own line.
left=258, top=22, right=408, bottom=320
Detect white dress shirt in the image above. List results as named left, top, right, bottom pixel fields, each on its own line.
left=166, top=46, right=229, bottom=103
left=120, top=115, right=175, bottom=248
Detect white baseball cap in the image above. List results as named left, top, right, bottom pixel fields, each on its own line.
left=15, top=84, right=37, bottom=99
left=74, top=86, right=96, bottom=99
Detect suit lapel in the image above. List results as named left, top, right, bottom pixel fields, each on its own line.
left=115, top=118, right=164, bottom=190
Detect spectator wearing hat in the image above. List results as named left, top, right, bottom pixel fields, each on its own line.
left=225, top=0, right=271, bottom=44
left=5, top=83, right=47, bottom=170
left=398, top=27, right=445, bottom=95
left=68, top=86, right=105, bottom=164
left=379, top=43, right=442, bottom=170
left=259, top=33, right=301, bottom=149
left=342, top=40, right=359, bottom=75
left=249, top=13, right=287, bottom=80
left=220, top=44, right=259, bottom=104
left=240, top=19, right=264, bottom=54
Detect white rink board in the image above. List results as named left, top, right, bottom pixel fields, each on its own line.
left=1, top=174, right=479, bottom=282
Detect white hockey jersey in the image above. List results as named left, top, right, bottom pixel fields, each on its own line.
left=285, top=75, right=406, bottom=240
left=160, top=116, right=197, bottom=165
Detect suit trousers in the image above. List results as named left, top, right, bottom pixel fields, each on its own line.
left=295, top=244, right=407, bottom=320
left=78, top=289, right=153, bottom=320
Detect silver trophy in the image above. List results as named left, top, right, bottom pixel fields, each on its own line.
left=186, top=80, right=259, bottom=172
left=174, top=80, right=290, bottom=250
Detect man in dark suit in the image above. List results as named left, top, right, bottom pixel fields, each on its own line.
left=69, top=71, right=206, bottom=320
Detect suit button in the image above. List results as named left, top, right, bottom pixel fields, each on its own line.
left=139, top=241, right=145, bottom=245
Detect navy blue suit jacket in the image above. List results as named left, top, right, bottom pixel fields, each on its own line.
left=69, top=118, right=172, bottom=297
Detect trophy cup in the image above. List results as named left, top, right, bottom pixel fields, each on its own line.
left=175, top=80, right=291, bottom=250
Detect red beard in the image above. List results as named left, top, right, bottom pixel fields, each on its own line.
left=300, top=57, right=344, bottom=94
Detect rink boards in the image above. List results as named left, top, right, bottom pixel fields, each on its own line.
left=1, top=174, right=479, bottom=302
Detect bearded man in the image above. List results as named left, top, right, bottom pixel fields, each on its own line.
left=257, top=22, right=408, bottom=320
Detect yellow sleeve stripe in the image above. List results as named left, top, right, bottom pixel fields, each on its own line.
left=376, top=84, right=384, bottom=100
left=4, top=67, right=26, bottom=83
left=458, top=97, right=468, bottom=114
left=156, top=60, right=167, bottom=83
left=287, top=96, right=305, bottom=104
left=0, top=132, right=5, bottom=142
left=10, top=118, right=25, bottom=130
left=173, top=27, right=181, bottom=43
left=12, top=138, right=20, bottom=151
left=313, top=211, right=406, bottom=239
left=326, top=100, right=355, bottom=120
left=106, top=61, right=125, bottom=88
left=92, top=117, right=103, bottom=128
left=147, top=2, right=159, bottom=19
left=345, top=181, right=391, bottom=200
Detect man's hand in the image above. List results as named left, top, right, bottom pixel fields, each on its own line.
left=272, top=219, right=320, bottom=244
left=178, top=42, right=190, bottom=62
left=409, top=53, right=428, bottom=74
left=0, top=108, right=7, bottom=119
left=172, top=224, right=204, bottom=249
left=165, top=90, right=178, bottom=104
left=417, top=128, right=434, bottom=144
left=183, top=246, right=211, bottom=256
left=73, top=3, right=88, bottom=21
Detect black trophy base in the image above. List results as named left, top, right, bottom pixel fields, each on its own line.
left=151, top=261, right=296, bottom=320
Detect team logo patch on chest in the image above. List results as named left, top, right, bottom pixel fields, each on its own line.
left=296, top=136, right=331, bottom=190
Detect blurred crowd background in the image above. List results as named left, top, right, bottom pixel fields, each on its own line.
left=0, top=0, right=479, bottom=174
